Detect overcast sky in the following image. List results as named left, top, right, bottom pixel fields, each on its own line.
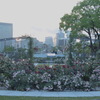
left=0, top=0, right=82, bottom=42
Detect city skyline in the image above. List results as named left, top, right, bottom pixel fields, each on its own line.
left=0, top=0, right=82, bottom=42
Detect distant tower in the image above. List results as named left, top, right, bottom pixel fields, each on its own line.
left=56, top=30, right=65, bottom=47
left=0, top=22, right=13, bottom=51
left=0, top=22, right=13, bottom=39
left=45, top=36, right=53, bottom=47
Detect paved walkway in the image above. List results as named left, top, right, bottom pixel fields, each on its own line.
left=0, top=90, right=100, bottom=97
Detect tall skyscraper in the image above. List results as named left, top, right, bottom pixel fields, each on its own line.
left=45, top=36, right=53, bottom=47
left=55, top=30, right=65, bottom=47
left=0, top=22, right=13, bottom=39
left=56, top=30, right=65, bottom=39
left=0, top=22, right=13, bottom=51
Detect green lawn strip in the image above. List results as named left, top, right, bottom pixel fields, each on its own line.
left=0, top=96, right=100, bottom=100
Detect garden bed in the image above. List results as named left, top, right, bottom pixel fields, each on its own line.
left=0, top=56, right=100, bottom=91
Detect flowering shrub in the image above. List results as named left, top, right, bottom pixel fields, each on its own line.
left=90, top=66, right=100, bottom=87
left=0, top=56, right=14, bottom=87
left=0, top=56, right=100, bottom=91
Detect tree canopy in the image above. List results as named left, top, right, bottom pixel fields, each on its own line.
left=60, top=0, right=100, bottom=53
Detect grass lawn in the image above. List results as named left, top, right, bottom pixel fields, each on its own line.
left=0, top=96, right=100, bottom=100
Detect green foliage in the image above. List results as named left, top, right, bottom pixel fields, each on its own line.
left=3, top=46, right=15, bottom=53
left=0, top=56, right=100, bottom=91
left=27, top=37, right=34, bottom=64
left=96, top=50, right=100, bottom=59
left=13, top=48, right=28, bottom=59
left=0, top=96, right=100, bottom=100
left=60, top=0, right=100, bottom=54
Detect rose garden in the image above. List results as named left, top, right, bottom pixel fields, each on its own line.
left=0, top=53, right=100, bottom=91
left=0, top=0, right=100, bottom=94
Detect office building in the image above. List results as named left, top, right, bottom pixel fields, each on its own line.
left=55, top=30, right=65, bottom=47
left=0, top=22, right=13, bottom=51
left=45, top=36, right=53, bottom=47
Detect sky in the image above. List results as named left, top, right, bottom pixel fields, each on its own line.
left=0, top=0, right=82, bottom=42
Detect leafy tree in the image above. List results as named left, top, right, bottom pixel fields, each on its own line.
left=27, top=36, right=34, bottom=64
left=60, top=0, right=100, bottom=55
left=3, top=46, right=15, bottom=53
left=72, top=0, right=100, bottom=52
left=14, top=48, right=27, bottom=59
left=67, top=34, right=74, bottom=66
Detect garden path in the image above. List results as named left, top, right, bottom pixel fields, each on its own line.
left=0, top=90, right=100, bottom=97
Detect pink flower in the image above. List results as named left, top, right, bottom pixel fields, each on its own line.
left=35, top=71, right=40, bottom=74
left=62, top=65, right=67, bottom=68
left=45, top=66, right=51, bottom=69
